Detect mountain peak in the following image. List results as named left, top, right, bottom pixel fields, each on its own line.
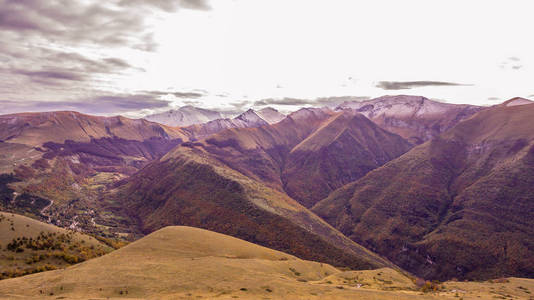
left=255, top=107, right=285, bottom=124
left=144, top=106, right=224, bottom=127
left=259, top=107, right=277, bottom=112
left=288, top=107, right=331, bottom=121
left=333, top=95, right=482, bottom=144
left=336, top=95, right=445, bottom=110
left=335, top=95, right=462, bottom=120
left=501, top=97, right=534, bottom=107
left=234, top=109, right=267, bottom=125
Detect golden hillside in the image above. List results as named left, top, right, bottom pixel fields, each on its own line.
left=0, top=212, right=112, bottom=280
left=1, top=226, right=532, bottom=299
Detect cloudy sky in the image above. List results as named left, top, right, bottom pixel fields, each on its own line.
left=0, top=0, right=533, bottom=117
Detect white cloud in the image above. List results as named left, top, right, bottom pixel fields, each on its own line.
left=1, top=0, right=533, bottom=115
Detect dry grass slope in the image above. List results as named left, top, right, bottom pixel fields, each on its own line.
left=0, top=212, right=112, bottom=280
left=1, top=226, right=532, bottom=299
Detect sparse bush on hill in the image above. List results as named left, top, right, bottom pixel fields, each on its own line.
left=0, top=264, right=57, bottom=280
left=1, top=228, right=109, bottom=280
left=92, top=235, right=129, bottom=250
left=414, top=278, right=443, bottom=293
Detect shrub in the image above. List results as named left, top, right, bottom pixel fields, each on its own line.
left=420, top=280, right=442, bottom=293
left=289, top=267, right=301, bottom=276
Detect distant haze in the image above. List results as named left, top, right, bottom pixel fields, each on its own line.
left=0, top=0, right=533, bottom=117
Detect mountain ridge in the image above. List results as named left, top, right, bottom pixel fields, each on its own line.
left=105, top=142, right=394, bottom=271
left=336, top=95, right=483, bottom=144
left=144, top=106, right=285, bottom=128
left=313, top=101, right=534, bottom=280
left=144, top=105, right=227, bottom=127
left=100, top=107, right=413, bottom=272
left=182, top=107, right=285, bottom=140
left=2, top=95, right=533, bottom=284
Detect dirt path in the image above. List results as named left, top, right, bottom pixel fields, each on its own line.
left=40, top=199, right=54, bottom=222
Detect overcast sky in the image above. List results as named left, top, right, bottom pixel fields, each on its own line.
left=0, top=0, right=533, bottom=117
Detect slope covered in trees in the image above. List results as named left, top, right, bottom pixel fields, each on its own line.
left=314, top=102, right=534, bottom=280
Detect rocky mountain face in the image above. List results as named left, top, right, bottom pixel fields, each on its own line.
left=255, top=107, right=286, bottom=124
left=313, top=101, right=534, bottom=280
left=144, top=106, right=227, bottom=127
left=183, top=108, right=285, bottom=140
left=336, top=95, right=483, bottom=144
left=144, top=106, right=285, bottom=128
left=499, top=97, right=534, bottom=107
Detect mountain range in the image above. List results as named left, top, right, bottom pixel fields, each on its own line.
left=336, top=95, right=482, bottom=144
left=182, top=107, right=286, bottom=140
left=144, top=105, right=229, bottom=127
left=0, top=95, right=533, bottom=288
left=314, top=97, right=534, bottom=280
left=104, top=106, right=409, bottom=270
left=145, top=106, right=285, bottom=128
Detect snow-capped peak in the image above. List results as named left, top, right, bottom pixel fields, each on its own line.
left=502, top=97, right=534, bottom=107
left=235, top=109, right=267, bottom=126
left=255, top=107, right=285, bottom=124
left=288, top=107, right=331, bottom=121
left=144, top=106, right=223, bottom=127
left=336, top=95, right=465, bottom=119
